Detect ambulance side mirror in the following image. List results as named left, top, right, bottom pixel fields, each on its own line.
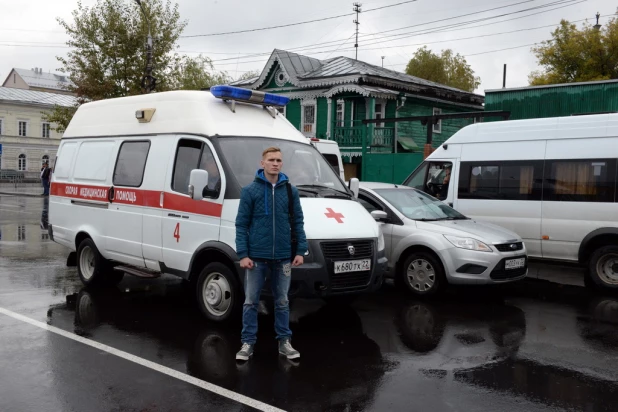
left=188, top=169, right=209, bottom=201
left=349, top=178, right=359, bottom=199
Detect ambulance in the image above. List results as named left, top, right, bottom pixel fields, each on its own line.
left=48, top=86, right=387, bottom=322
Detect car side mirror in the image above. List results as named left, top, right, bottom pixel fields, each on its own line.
left=188, top=169, right=208, bottom=201
left=371, top=210, right=388, bottom=222
left=349, top=177, right=359, bottom=199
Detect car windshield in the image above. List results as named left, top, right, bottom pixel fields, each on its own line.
left=218, top=137, right=347, bottom=192
left=374, top=188, right=467, bottom=221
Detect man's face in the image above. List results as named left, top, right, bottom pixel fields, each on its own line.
left=261, top=151, right=283, bottom=176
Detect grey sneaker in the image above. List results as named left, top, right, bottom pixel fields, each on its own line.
left=278, top=339, right=300, bottom=360
left=236, top=343, right=254, bottom=361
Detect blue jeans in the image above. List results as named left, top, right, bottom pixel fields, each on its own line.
left=42, top=178, right=50, bottom=196
left=241, top=259, right=292, bottom=345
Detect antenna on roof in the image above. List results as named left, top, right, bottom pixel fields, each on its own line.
left=353, top=3, right=362, bottom=60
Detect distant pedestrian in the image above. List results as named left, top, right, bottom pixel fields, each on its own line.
left=41, top=161, right=51, bottom=196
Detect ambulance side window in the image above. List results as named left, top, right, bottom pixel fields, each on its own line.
left=172, top=139, right=221, bottom=198
left=113, top=141, right=150, bottom=187
left=172, top=139, right=202, bottom=195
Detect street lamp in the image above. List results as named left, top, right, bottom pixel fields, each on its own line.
left=135, top=0, right=156, bottom=93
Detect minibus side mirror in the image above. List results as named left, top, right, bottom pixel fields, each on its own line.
left=349, top=178, right=360, bottom=198
left=188, top=169, right=209, bottom=201
left=371, top=210, right=388, bottom=222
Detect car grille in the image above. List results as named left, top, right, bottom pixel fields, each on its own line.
left=490, top=256, right=528, bottom=280
left=321, top=240, right=373, bottom=260
left=331, top=272, right=372, bottom=290
left=320, top=240, right=374, bottom=291
left=494, top=242, right=523, bottom=252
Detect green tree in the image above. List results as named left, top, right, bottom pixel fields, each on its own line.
left=169, top=55, right=231, bottom=90
left=529, top=18, right=618, bottom=85
left=45, top=0, right=226, bottom=131
left=236, top=70, right=261, bottom=81
left=405, top=46, right=480, bottom=92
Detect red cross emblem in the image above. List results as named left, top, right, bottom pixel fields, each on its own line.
left=324, top=208, right=345, bottom=223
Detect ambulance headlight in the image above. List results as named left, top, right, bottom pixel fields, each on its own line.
left=378, top=230, right=385, bottom=251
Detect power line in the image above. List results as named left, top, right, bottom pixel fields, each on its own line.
left=205, top=0, right=584, bottom=63
left=180, top=0, right=419, bottom=38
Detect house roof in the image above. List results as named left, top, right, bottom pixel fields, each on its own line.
left=243, top=49, right=483, bottom=104
left=4, top=68, right=73, bottom=91
left=299, top=56, right=478, bottom=97
left=252, top=49, right=324, bottom=88
left=0, top=87, right=77, bottom=107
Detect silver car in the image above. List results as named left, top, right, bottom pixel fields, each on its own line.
left=358, top=182, right=528, bottom=296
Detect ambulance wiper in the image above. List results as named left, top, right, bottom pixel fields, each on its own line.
left=296, top=184, right=352, bottom=198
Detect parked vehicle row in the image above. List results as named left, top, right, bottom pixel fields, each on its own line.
left=404, top=112, right=618, bottom=290
left=48, top=86, right=527, bottom=325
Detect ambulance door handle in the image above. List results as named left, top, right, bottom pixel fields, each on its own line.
left=108, top=186, right=115, bottom=203
left=160, top=191, right=164, bottom=207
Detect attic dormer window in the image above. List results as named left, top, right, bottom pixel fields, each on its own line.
left=274, top=68, right=288, bottom=87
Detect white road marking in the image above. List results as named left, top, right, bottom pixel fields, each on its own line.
left=0, top=306, right=286, bottom=412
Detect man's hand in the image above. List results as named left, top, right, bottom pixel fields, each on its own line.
left=240, top=257, right=254, bottom=269
left=292, top=255, right=304, bottom=267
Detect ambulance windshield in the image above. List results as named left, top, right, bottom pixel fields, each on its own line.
left=218, top=138, right=347, bottom=192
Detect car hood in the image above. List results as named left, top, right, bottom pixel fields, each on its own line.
left=416, top=219, right=521, bottom=244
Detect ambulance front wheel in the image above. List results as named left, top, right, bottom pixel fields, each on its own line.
left=76, top=238, right=122, bottom=286
left=196, top=263, right=242, bottom=322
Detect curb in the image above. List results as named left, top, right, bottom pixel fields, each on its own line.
left=0, top=191, right=45, bottom=198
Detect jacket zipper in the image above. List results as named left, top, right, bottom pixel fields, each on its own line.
left=272, top=185, right=275, bottom=259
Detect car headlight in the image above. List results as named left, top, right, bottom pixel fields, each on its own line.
left=444, top=235, right=492, bottom=252
left=378, top=230, right=385, bottom=251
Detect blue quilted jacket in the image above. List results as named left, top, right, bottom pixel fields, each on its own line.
left=235, top=169, right=308, bottom=260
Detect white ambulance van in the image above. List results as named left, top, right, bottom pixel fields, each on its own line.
left=309, top=138, right=346, bottom=181
left=48, top=86, right=387, bottom=322
left=402, top=113, right=618, bottom=290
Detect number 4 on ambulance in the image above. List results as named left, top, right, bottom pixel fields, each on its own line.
left=174, top=223, right=180, bottom=243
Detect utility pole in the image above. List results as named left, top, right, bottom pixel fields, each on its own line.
left=593, top=12, right=601, bottom=30
left=135, top=0, right=156, bottom=93
left=353, top=3, right=362, bottom=60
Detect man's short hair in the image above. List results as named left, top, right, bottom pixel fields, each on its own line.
left=262, top=147, right=282, bottom=158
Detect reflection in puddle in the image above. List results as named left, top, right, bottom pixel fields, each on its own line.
left=46, top=286, right=394, bottom=412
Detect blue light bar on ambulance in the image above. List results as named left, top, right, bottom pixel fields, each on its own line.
left=210, top=85, right=290, bottom=107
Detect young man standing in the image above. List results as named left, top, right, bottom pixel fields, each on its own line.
left=235, top=147, right=307, bottom=361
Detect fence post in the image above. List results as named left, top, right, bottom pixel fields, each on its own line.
left=361, top=125, right=367, bottom=181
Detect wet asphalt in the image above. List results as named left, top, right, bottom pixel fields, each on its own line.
left=1, top=195, right=618, bottom=412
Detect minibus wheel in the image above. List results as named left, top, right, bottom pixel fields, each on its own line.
left=196, top=262, right=241, bottom=322
left=76, top=238, right=120, bottom=286
left=398, top=252, right=445, bottom=296
left=589, top=246, right=618, bottom=289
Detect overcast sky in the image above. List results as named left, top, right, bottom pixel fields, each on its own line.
left=1, top=0, right=614, bottom=94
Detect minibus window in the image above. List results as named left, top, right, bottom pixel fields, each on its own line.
left=172, top=139, right=202, bottom=195
left=545, top=159, right=616, bottom=203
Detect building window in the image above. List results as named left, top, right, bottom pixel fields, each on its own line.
left=42, top=123, right=51, bottom=138
left=432, top=108, right=442, bottom=134
left=302, top=104, right=316, bottom=135
left=18, top=154, right=26, bottom=171
left=375, top=102, right=386, bottom=127
left=0, top=119, right=3, bottom=135
left=18, top=121, right=28, bottom=137
left=18, top=225, right=26, bottom=241
left=336, top=101, right=344, bottom=127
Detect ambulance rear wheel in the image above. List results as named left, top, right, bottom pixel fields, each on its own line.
left=77, top=238, right=119, bottom=286
left=196, top=263, right=241, bottom=323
